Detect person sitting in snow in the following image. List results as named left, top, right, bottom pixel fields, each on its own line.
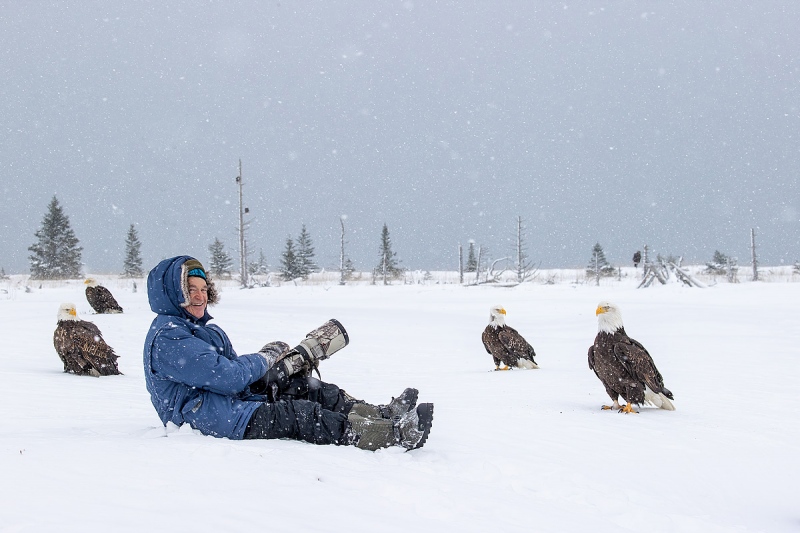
left=143, top=256, right=433, bottom=451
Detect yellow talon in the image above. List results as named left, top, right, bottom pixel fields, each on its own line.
left=618, top=403, right=638, bottom=414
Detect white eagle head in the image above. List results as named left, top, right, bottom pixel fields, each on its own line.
left=84, top=278, right=99, bottom=287
left=57, top=303, right=80, bottom=322
left=489, top=305, right=507, bottom=328
left=596, top=301, right=624, bottom=334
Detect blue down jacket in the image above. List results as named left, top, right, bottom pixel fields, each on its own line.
left=143, top=256, right=269, bottom=439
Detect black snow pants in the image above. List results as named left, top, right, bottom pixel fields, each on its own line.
left=243, top=376, right=357, bottom=444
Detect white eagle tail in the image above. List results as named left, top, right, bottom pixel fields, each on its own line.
left=644, top=385, right=676, bottom=411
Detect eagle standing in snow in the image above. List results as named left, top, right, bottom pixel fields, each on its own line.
left=85, top=278, right=123, bottom=314
left=482, top=305, right=539, bottom=371
left=53, top=303, right=122, bottom=376
left=588, top=301, right=674, bottom=413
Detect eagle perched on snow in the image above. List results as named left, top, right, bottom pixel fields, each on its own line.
left=85, top=278, right=123, bottom=314
left=53, top=303, right=122, bottom=376
left=588, top=301, right=674, bottom=413
left=482, top=305, right=539, bottom=371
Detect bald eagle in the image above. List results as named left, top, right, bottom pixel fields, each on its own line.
left=53, top=303, right=122, bottom=376
left=85, top=278, right=123, bottom=314
left=588, top=301, right=674, bottom=413
left=482, top=305, right=539, bottom=371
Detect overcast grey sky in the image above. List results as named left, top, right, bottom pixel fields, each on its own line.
left=2, top=1, right=798, bottom=275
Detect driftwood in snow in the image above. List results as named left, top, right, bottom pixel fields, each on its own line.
left=638, top=258, right=705, bottom=289
left=669, top=262, right=707, bottom=288
left=476, top=257, right=510, bottom=285
left=467, top=257, right=525, bottom=287
left=638, top=264, right=667, bottom=288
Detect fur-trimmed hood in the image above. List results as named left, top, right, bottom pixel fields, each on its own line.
left=147, top=255, right=219, bottom=321
left=143, top=255, right=267, bottom=440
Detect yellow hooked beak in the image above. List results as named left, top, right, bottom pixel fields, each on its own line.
left=596, top=306, right=606, bottom=316
left=69, top=308, right=77, bottom=317
left=499, top=308, right=506, bottom=315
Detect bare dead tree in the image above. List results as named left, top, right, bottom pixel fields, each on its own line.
left=514, top=216, right=538, bottom=283
left=235, top=159, right=252, bottom=289
left=339, top=216, right=346, bottom=286
left=475, top=245, right=483, bottom=283
left=750, top=228, right=759, bottom=281
left=458, top=243, right=463, bottom=284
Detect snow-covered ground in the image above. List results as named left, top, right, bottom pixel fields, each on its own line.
left=1, top=273, right=798, bottom=532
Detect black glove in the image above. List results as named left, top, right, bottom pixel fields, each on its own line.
left=249, top=365, right=286, bottom=397
left=251, top=350, right=313, bottom=401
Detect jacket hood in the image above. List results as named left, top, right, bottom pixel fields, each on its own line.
left=147, top=255, right=218, bottom=318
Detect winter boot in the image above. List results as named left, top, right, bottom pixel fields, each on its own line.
left=347, top=388, right=419, bottom=420
left=345, top=413, right=396, bottom=451
left=381, top=387, right=419, bottom=419
left=395, top=403, right=434, bottom=451
left=345, top=403, right=434, bottom=451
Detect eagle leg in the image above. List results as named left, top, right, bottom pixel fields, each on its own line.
left=494, top=364, right=510, bottom=371
left=618, top=403, right=638, bottom=414
left=601, top=399, right=622, bottom=411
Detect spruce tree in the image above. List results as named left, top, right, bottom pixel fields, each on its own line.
left=208, top=237, right=234, bottom=278
left=279, top=237, right=299, bottom=280
left=374, top=223, right=402, bottom=284
left=28, top=196, right=83, bottom=279
left=704, top=250, right=729, bottom=275
left=249, top=248, right=269, bottom=276
left=342, top=257, right=355, bottom=280
left=122, top=224, right=144, bottom=277
left=465, top=241, right=477, bottom=272
left=586, top=243, right=615, bottom=278
left=295, top=224, right=317, bottom=279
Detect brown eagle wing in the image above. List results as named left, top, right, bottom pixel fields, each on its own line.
left=85, top=286, right=102, bottom=312
left=482, top=326, right=508, bottom=366
left=56, top=320, right=121, bottom=376
left=497, top=326, right=536, bottom=362
left=78, top=321, right=121, bottom=375
left=587, top=344, right=598, bottom=372
left=481, top=326, right=494, bottom=354
left=611, top=336, right=667, bottom=395
left=54, top=323, right=86, bottom=374
left=99, top=286, right=122, bottom=310
left=86, top=286, right=123, bottom=313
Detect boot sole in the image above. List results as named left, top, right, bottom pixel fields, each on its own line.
left=407, top=403, right=434, bottom=451
left=403, top=388, right=419, bottom=413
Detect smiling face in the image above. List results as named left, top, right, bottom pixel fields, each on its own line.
left=186, top=276, right=208, bottom=319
